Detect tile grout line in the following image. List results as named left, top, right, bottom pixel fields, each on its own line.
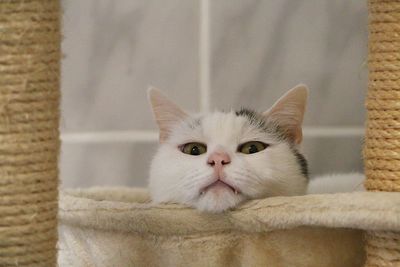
left=303, top=127, right=365, bottom=138
left=199, top=0, right=211, bottom=113
left=63, top=3, right=366, bottom=145
left=61, top=130, right=159, bottom=144
left=61, top=127, right=365, bottom=144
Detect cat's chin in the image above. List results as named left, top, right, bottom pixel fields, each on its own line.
left=194, top=188, right=246, bottom=213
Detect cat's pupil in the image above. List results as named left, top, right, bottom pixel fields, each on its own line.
left=191, top=146, right=200, bottom=155
left=249, top=144, right=258, bottom=154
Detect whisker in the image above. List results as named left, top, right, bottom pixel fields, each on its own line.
left=160, top=169, right=206, bottom=196
left=175, top=169, right=212, bottom=191
left=231, top=169, right=264, bottom=184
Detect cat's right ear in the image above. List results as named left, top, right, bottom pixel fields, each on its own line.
left=148, top=87, right=188, bottom=143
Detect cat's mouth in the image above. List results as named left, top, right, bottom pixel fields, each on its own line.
left=200, top=180, right=240, bottom=195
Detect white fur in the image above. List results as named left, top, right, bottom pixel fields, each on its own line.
left=149, top=111, right=308, bottom=213
left=307, top=173, right=365, bottom=194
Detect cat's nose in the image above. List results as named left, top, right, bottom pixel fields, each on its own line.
left=207, top=152, right=231, bottom=167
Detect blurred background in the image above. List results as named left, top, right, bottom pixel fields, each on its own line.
left=60, top=0, right=367, bottom=188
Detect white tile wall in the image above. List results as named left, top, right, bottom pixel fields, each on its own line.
left=302, top=136, right=364, bottom=176
left=60, top=0, right=367, bottom=188
left=61, top=0, right=199, bottom=132
left=61, top=142, right=156, bottom=188
left=210, top=0, right=368, bottom=126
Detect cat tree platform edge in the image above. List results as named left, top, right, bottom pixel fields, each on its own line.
left=58, top=187, right=400, bottom=267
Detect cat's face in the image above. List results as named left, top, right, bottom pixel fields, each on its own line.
left=148, top=85, right=309, bottom=213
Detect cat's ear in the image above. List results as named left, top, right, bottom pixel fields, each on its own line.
left=148, top=87, right=188, bottom=143
left=263, top=84, right=308, bottom=144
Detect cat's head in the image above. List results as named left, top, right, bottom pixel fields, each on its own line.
left=148, top=85, right=309, bottom=213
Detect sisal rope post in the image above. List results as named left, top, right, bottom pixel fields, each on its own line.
left=364, top=0, right=400, bottom=266
left=0, top=0, right=61, bottom=266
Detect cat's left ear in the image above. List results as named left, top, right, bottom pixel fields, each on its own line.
left=263, top=84, right=308, bottom=144
left=148, top=87, right=189, bottom=143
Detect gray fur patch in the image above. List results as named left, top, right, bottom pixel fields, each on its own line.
left=236, top=108, right=308, bottom=179
left=186, top=117, right=201, bottom=129
left=291, top=148, right=309, bottom=179
left=235, top=108, right=287, bottom=141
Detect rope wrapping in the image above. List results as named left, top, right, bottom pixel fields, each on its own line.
left=365, top=0, right=400, bottom=266
left=0, top=0, right=61, bottom=266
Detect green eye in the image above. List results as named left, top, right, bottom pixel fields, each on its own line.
left=181, top=142, right=207, bottom=156
left=238, top=141, right=268, bottom=154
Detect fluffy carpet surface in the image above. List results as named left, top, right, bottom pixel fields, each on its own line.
left=58, top=187, right=400, bottom=267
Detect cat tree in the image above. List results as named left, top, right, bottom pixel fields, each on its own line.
left=0, top=0, right=399, bottom=266
left=0, top=0, right=60, bottom=266
left=364, top=0, right=400, bottom=264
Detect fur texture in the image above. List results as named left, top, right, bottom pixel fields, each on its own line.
left=148, top=85, right=309, bottom=212
left=307, top=173, right=365, bottom=194
left=58, top=187, right=400, bottom=267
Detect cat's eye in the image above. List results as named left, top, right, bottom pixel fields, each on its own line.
left=181, top=142, right=207, bottom=156
left=238, top=141, right=268, bottom=154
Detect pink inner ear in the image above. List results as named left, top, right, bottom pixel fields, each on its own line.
left=148, top=88, right=188, bottom=143
left=292, top=126, right=303, bottom=144
left=263, top=85, right=308, bottom=144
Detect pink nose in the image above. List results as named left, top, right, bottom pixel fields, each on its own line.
left=207, top=152, right=231, bottom=167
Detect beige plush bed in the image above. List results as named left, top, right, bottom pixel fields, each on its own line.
left=57, top=187, right=400, bottom=267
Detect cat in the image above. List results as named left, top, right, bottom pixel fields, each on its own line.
left=307, top=173, right=364, bottom=194
left=147, top=85, right=363, bottom=213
